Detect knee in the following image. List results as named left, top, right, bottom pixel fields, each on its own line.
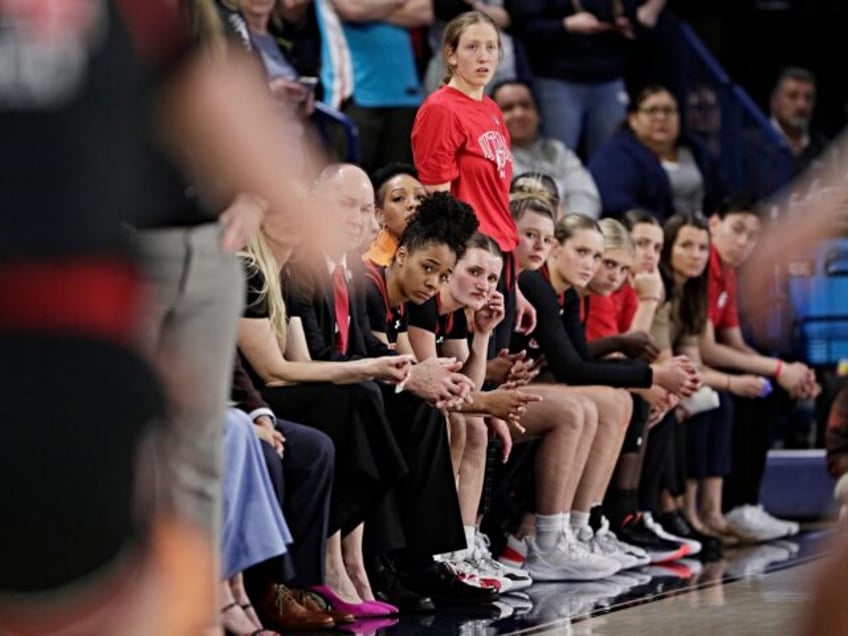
left=596, top=387, right=631, bottom=428
left=449, top=414, right=468, bottom=452
left=576, top=396, right=599, bottom=437
left=464, top=417, right=489, bottom=452
left=309, top=428, right=336, bottom=470
left=285, top=421, right=335, bottom=477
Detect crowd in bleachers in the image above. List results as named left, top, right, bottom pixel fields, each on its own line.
left=1, top=1, right=840, bottom=635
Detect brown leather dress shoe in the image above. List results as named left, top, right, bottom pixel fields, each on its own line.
left=291, top=589, right=355, bottom=625
left=256, top=585, right=335, bottom=632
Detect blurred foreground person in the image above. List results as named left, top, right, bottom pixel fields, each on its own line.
left=739, top=132, right=848, bottom=636
left=0, top=1, right=310, bottom=634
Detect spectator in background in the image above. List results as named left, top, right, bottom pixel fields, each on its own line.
left=363, top=163, right=427, bottom=266
left=326, top=0, right=433, bottom=173
left=424, top=0, right=518, bottom=94
left=236, top=0, right=319, bottom=173
left=492, top=79, right=601, bottom=218
left=743, top=66, right=831, bottom=200
left=508, top=0, right=667, bottom=160
left=589, top=85, right=723, bottom=222
left=770, top=66, right=829, bottom=174
left=695, top=195, right=815, bottom=541
left=686, top=83, right=722, bottom=159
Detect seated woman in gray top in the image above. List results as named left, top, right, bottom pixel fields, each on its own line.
left=492, top=80, right=601, bottom=218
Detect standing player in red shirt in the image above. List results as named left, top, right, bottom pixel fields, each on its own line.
left=411, top=10, right=535, bottom=354
left=698, top=195, right=818, bottom=542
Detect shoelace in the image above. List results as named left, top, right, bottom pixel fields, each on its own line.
left=557, top=528, right=593, bottom=559
left=274, top=585, right=296, bottom=611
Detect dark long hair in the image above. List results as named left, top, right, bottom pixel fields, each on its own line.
left=660, top=213, right=710, bottom=336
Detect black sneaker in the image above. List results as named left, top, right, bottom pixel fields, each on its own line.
left=615, top=513, right=689, bottom=564
left=396, top=561, right=499, bottom=607
left=657, top=510, right=723, bottom=562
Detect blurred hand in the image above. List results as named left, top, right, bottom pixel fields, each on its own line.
left=406, top=357, right=475, bottom=410
left=474, top=291, right=506, bottom=335
left=366, top=354, right=413, bottom=384
left=617, top=331, right=660, bottom=362
left=564, top=11, right=613, bottom=34
left=487, top=417, right=514, bottom=462
left=651, top=355, right=701, bottom=397
left=778, top=362, right=816, bottom=398
left=269, top=77, right=310, bottom=104
left=632, top=269, right=663, bottom=300
left=514, top=287, right=537, bottom=334
left=727, top=374, right=769, bottom=398
left=219, top=192, right=267, bottom=252
left=614, top=15, right=635, bottom=39
left=253, top=416, right=285, bottom=456
left=479, top=389, right=542, bottom=432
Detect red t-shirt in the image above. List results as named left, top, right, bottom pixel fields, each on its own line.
left=411, top=86, right=516, bottom=252
left=707, top=244, right=739, bottom=330
left=585, top=285, right=638, bottom=341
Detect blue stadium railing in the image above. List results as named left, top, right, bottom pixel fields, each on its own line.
left=665, top=19, right=803, bottom=355
left=671, top=19, right=848, bottom=367
left=669, top=20, right=794, bottom=199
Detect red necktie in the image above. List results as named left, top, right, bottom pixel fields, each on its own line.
left=332, top=264, right=350, bottom=354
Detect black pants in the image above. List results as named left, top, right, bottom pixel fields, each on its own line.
left=723, top=393, right=775, bottom=510
left=260, top=382, right=407, bottom=537
left=368, top=385, right=466, bottom=560
left=0, top=334, right=164, bottom=593
left=245, top=420, right=334, bottom=596
left=639, top=411, right=676, bottom=514
left=341, top=101, right=416, bottom=174
left=686, top=391, right=734, bottom=479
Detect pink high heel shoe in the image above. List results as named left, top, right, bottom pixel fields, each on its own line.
left=307, top=585, right=398, bottom=618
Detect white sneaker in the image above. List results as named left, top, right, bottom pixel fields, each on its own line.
left=526, top=581, right=622, bottom=623
left=525, top=529, right=621, bottom=582
left=574, top=524, right=640, bottom=570
left=472, top=532, right=534, bottom=593
left=437, top=555, right=490, bottom=590
left=755, top=506, right=799, bottom=537
left=725, top=543, right=792, bottom=577
left=725, top=504, right=792, bottom=541
left=642, top=512, right=700, bottom=557
left=592, top=517, right=651, bottom=568
left=498, top=533, right=529, bottom=569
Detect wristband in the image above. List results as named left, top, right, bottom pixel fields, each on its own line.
left=775, top=359, right=784, bottom=380
left=249, top=407, right=276, bottom=423
left=639, top=296, right=661, bottom=303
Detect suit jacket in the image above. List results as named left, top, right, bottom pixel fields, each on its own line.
left=284, top=251, right=394, bottom=362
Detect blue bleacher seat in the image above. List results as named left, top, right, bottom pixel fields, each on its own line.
left=788, top=238, right=848, bottom=365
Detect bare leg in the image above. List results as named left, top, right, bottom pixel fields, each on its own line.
left=342, top=524, right=374, bottom=601
left=448, top=413, right=467, bottom=478
left=456, top=415, right=488, bottom=528
left=571, top=387, right=632, bottom=512
left=659, top=490, right=677, bottom=514
left=684, top=480, right=701, bottom=526
left=512, top=385, right=591, bottom=514
left=228, top=573, right=261, bottom=630
left=220, top=579, right=260, bottom=635
left=325, top=531, right=363, bottom=603
left=699, top=477, right=729, bottom=528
